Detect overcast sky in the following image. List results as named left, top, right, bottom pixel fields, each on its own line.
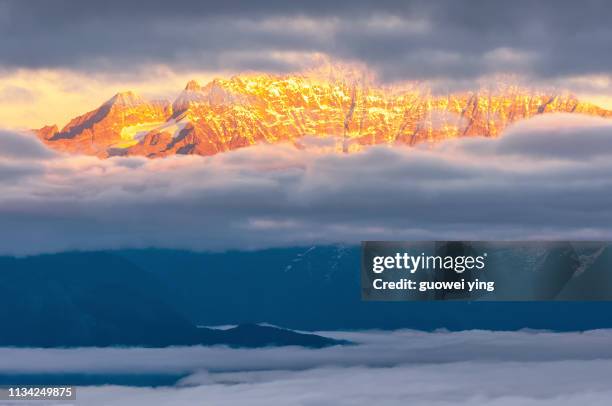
left=1, top=0, right=612, bottom=128
left=1, top=0, right=611, bottom=80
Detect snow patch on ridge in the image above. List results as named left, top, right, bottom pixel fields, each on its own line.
left=118, top=117, right=190, bottom=148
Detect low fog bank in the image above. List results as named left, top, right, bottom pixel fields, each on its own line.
left=5, top=329, right=612, bottom=405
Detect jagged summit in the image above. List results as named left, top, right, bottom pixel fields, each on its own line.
left=35, top=72, right=612, bottom=158
left=172, top=81, right=208, bottom=116
left=105, top=90, right=146, bottom=107
left=184, top=80, right=202, bottom=91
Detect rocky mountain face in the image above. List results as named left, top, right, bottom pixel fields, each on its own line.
left=36, top=74, right=612, bottom=158
left=38, top=91, right=171, bottom=156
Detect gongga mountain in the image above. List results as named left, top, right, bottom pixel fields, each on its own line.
left=36, top=73, right=612, bottom=158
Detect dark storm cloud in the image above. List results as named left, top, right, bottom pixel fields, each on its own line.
left=1, top=0, right=611, bottom=81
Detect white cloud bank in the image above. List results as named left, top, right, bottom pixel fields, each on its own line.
left=5, top=329, right=612, bottom=405
left=76, top=362, right=612, bottom=406
left=1, top=113, right=612, bottom=255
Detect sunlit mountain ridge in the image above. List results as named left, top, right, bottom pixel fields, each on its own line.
left=36, top=71, right=612, bottom=158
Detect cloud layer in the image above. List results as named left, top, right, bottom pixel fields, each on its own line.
left=76, top=361, right=612, bottom=406
left=2, top=0, right=612, bottom=83
left=4, top=329, right=612, bottom=405
left=1, top=114, right=612, bottom=255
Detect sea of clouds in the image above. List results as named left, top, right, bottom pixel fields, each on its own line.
left=1, top=113, right=611, bottom=255
left=4, top=329, right=612, bottom=405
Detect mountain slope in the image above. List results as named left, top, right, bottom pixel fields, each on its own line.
left=37, top=92, right=171, bottom=156
left=36, top=74, right=612, bottom=158
left=3, top=248, right=612, bottom=337
left=118, top=246, right=612, bottom=331
left=0, top=252, right=342, bottom=348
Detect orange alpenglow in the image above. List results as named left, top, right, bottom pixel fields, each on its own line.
left=35, top=74, right=612, bottom=158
